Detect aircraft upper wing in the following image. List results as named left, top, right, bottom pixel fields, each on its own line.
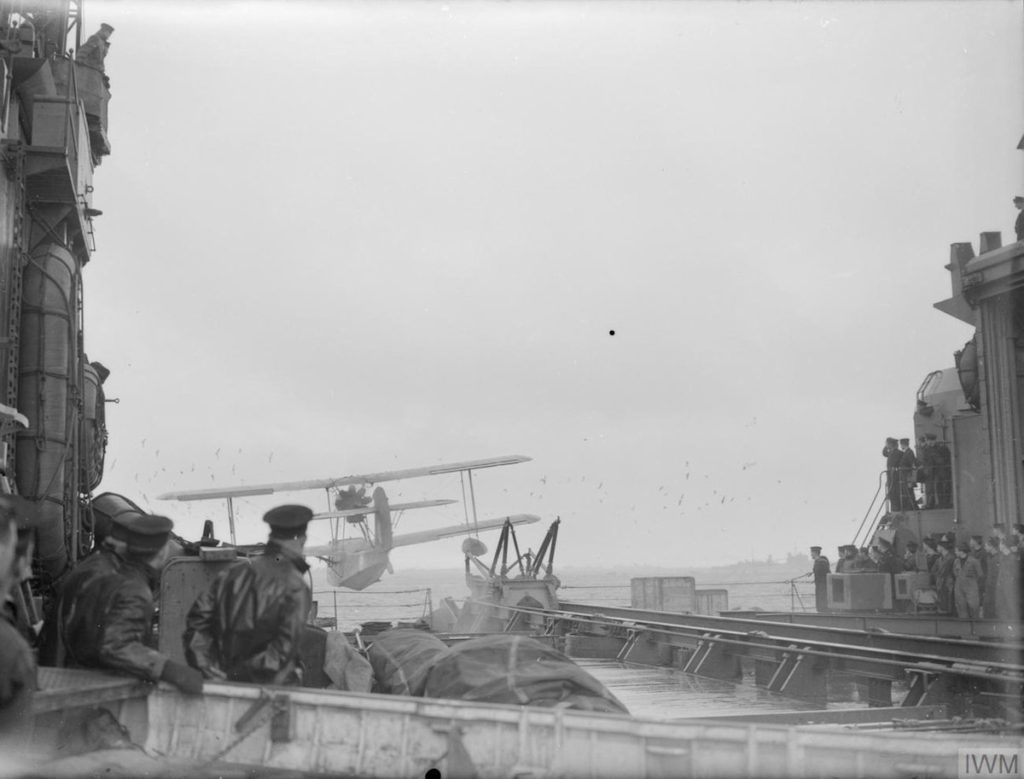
left=311, top=498, right=456, bottom=520
left=156, top=455, right=532, bottom=502
left=389, top=514, right=541, bottom=549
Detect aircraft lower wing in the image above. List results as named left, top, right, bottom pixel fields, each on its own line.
left=389, top=514, right=540, bottom=549
left=156, top=455, right=531, bottom=502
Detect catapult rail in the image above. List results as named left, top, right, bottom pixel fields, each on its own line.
left=730, top=609, right=1014, bottom=641
left=556, top=601, right=1024, bottom=668
left=465, top=599, right=1024, bottom=704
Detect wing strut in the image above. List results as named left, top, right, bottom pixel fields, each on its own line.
left=467, top=469, right=480, bottom=536
left=226, top=497, right=237, bottom=545
left=459, top=473, right=471, bottom=531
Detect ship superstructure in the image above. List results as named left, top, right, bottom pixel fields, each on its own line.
left=0, top=1, right=110, bottom=623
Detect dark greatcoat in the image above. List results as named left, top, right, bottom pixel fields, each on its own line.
left=932, top=553, right=956, bottom=614
left=885, top=447, right=903, bottom=509
left=0, top=611, right=35, bottom=737
left=972, top=549, right=988, bottom=610
left=898, top=447, right=918, bottom=510
left=919, top=443, right=937, bottom=508
left=40, top=547, right=168, bottom=680
left=996, top=550, right=1020, bottom=622
left=184, top=541, right=311, bottom=685
left=812, top=555, right=830, bottom=612
left=953, top=555, right=982, bottom=619
left=933, top=444, right=953, bottom=508
left=983, top=551, right=1000, bottom=619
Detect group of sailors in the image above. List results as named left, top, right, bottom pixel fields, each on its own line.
left=810, top=521, right=1023, bottom=619
left=882, top=435, right=952, bottom=511
left=0, top=499, right=316, bottom=738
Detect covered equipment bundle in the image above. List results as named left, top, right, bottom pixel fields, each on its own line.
left=423, top=634, right=629, bottom=714
left=367, top=628, right=449, bottom=696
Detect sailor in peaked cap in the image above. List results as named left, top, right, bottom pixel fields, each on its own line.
left=810, top=546, right=830, bottom=613
left=263, top=504, right=312, bottom=539
left=0, top=495, right=42, bottom=733
left=0, top=496, right=42, bottom=588
left=76, top=23, right=114, bottom=72
left=0, top=494, right=41, bottom=606
left=110, top=513, right=174, bottom=556
left=39, top=509, right=203, bottom=695
left=185, top=505, right=313, bottom=685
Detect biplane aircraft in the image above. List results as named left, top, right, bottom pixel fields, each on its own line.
left=157, top=455, right=539, bottom=590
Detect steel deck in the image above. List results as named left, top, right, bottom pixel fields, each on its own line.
left=731, top=609, right=1016, bottom=641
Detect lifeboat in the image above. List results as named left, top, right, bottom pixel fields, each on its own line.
left=81, top=359, right=108, bottom=492
left=954, top=333, right=980, bottom=411
left=16, top=242, right=77, bottom=580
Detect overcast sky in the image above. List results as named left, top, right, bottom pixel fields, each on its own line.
left=82, top=0, right=1022, bottom=570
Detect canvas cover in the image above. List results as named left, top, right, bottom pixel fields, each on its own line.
left=422, top=634, right=629, bottom=714
left=323, top=631, right=373, bottom=692
left=367, top=628, right=449, bottom=696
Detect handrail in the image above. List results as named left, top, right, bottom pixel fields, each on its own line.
left=916, top=370, right=943, bottom=405
left=858, top=495, right=889, bottom=550
left=854, top=463, right=955, bottom=550
left=561, top=579, right=816, bottom=589
left=851, top=471, right=886, bottom=548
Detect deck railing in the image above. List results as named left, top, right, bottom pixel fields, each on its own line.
left=312, top=587, right=433, bottom=631
left=311, top=576, right=823, bottom=630
left=560, top=579, right=818, bottom=613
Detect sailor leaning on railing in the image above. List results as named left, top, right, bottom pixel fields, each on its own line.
left=35, top=513, right=203, bottom=694
left=0, top=496, right=48, bottom=739
left=0, top=501, right=323, bottom=744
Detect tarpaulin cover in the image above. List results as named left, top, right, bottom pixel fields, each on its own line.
left=367, top=628, right=449, bottom=696
left=422, top=634, right=629, bottom=714
left=324, top=631, right=373, bottom=693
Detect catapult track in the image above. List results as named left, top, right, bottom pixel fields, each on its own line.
left=463, top=599, right=1024, bottom=708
